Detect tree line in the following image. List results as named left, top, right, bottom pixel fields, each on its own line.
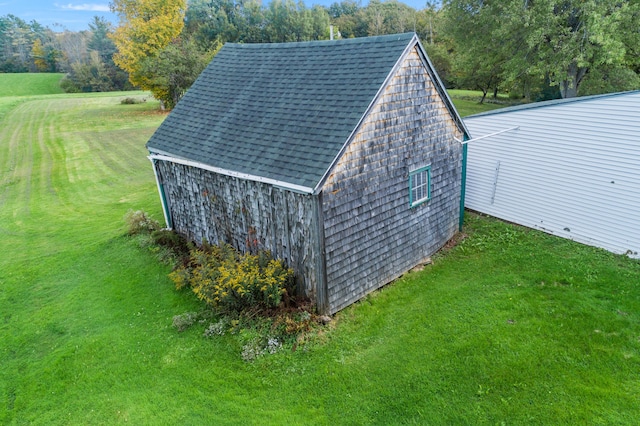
left=2, top=0, right=639, bottom=107
left=0, top=14, right=130, bottom=92
left=108, top=0, right=444, bottom=108
left=443, top=0, right=640, bottom=102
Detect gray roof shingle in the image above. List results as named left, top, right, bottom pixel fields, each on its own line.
left=146, top=33, right=417, bottom=189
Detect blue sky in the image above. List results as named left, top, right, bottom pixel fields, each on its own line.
left=0, top=1, right=116, bottom=31
left=1, top=0, right=431, bottom=32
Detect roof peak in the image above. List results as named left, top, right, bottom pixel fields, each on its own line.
left=225, top=32, right=416, bottom=49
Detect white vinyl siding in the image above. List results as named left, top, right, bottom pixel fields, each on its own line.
left=464, top=91, right=640, bottom=258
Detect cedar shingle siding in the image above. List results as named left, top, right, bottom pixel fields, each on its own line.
left=321, top=48, right=464, bottom=312
left=147, top=33, right=469, bottom=314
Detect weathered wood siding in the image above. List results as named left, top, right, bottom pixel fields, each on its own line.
left=154, top=161, right=322, bottom=301
left=321, top=47, right=463, bottom=313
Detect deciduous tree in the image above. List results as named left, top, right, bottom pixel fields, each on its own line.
left=327, top=0, right=368, bottom=38
left=31, top=38, right=47, bottom=71
left=523, top=0, right=632, bottom=98
left=110, top=0, right=186, bottom=104
left=138, top=37, right=219, bottom=109
left=444, top=0, right=640, bottom=98
left=443, top=0, right=510, bottom=102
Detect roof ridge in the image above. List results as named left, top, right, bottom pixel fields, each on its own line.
left=225, top=32, right=416, bottom=49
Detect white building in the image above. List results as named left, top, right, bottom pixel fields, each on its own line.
left=464, top=91, right=640, bottom=258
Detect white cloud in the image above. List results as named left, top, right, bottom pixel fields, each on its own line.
left=56, top=3, right=111, bottom=12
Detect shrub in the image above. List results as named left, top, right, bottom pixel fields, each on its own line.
left=151, top=229, right=189, bottom=259
left=124, top=210, right=160, bottom=235
left=241, top=338, right=265, bottom=362
left=172, top=312, right=199, bottom=332
left=203, top=320, right=228, bottom=337
left=169, top=244, right=295, bottom=313
left=60, top=77, right=82, bottom=93
left=240, top=336, right=282, bottom=362
left=120, top=97, right=145, bottom=105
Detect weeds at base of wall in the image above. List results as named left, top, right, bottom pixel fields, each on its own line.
left=124, top=209, right=161, bottom=235
left=170, top=244, right=296, bottom=313
left=129, top=229, right=189, bottom=269
left=124, top=209, right=192, bottom=268
left=125, top=209, right=328, bottom=361
left=172, top=304, right=326, bottom=362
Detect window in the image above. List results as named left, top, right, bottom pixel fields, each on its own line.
left=409, top=166, right=431, bottom=207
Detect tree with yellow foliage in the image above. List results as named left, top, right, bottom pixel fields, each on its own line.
left=31, top=39, right=48, bottom=72
left=110, top=0, right=186, bottom=107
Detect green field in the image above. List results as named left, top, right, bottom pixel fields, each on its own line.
left=1, top=86, right=639, bottom=424
left=448, top=89, right=517, bottom=117
left=0, top=73, right=65, bottom=97
left=447, top=89, right=510, bottom=100
left=451, top=98, right=506, bottom=116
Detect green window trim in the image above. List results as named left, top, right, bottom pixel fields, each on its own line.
left=409, top=165, right=431, bottom=208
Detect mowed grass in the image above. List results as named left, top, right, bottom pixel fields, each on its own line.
left=451, top=98, right=506, bottom=117
left=1, top=88, right=639, bottom=424
left=447, top=89, right=518, bottom=117
left=448, top=89, right=510, bottom=100
left=0, top=73, right=65, bottom=97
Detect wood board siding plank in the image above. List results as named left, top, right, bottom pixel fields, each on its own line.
left=155, top=161, right=321, bottom=299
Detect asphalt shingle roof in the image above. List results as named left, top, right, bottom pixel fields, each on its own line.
left=146, top=33, right=417, bottom=189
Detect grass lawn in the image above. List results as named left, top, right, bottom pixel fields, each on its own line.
left=450, top=98, right=506, bottom=117
left=447, top=89, right=520, bottom=117
left=1, top=89, right=639, bottom=424
left=0, top=73, right=65, bottom=96
left=448, top=89, right=510, bottom=100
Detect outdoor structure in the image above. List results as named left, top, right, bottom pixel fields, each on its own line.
left=464, top=90, right=640, bottom=259
left=146, top=33, right=470, bottom=314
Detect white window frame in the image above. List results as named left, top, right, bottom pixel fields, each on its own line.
left=409, top=166, right=431, bottom=207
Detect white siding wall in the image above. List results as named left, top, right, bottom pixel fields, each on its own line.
left=464, top=91, right=640, bottom=258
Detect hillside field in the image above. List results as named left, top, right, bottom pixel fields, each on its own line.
left=0, top=73, right=65, bottom=97
left=0, top=84, right=639, bottom=424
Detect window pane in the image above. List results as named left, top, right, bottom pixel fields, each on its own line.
left=410, top=167, right=430, bottom=207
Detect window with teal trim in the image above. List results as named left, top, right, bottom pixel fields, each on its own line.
left=409, top=166, right=431, bottom=207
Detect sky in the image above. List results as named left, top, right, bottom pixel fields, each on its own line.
left=0, top=0, right=431, bottom=32
left=0, top=1, right=116, bottom=31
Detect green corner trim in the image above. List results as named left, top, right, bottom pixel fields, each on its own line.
left=459, top=137, right=469, bottom=231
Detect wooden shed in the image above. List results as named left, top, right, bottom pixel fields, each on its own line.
left=146, top=33, right=470, bottom=314
left=464, top=90, right=640, bottom=258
